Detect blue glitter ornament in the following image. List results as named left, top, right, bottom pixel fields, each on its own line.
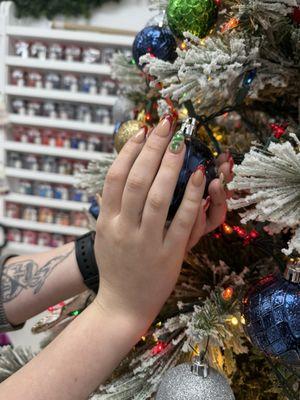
left=132, top=25, right=177, bottom=70
left=89, top=198, right=100, bottom=220
left=168, top=118, right=216, bottom=221
left=242, top=264, right=300, bottom=366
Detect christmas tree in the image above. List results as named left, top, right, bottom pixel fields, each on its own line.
left=1, top=1, right=299, bottom=399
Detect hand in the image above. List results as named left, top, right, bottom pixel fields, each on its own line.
left=93, top=115, right=230, bottom=331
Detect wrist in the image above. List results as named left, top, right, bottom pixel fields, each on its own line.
left=92, top=297, right=151, bottom=342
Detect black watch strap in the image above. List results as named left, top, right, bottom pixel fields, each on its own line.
left=75, top=231, right=99, bottom=293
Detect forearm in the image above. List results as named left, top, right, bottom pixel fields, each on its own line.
left=2, top=242, right=86, bottom=326
left=0, top=301, right=147, bottom=400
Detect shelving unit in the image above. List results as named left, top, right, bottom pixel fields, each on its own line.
left=0, top=1, right=134, bottom=254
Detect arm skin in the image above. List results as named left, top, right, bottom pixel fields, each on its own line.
left=2, top=242, right=86, bottom=327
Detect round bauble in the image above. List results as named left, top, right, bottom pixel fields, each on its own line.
left=132, top=25, right=177, bottom=69
left=168, top=134, right=216, bottom=221
left=114, top=120, right=145, bottom=153
left=156, top=363, right=235, bottom=400
left=89, top=198, right=100, bottom=220
left=167, top=0, right=219, bottom=39
left=112, top=97, right=135, bottom=125
left=242, top=265, right=300, bottom=366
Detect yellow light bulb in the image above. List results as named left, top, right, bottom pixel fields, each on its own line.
left=231, top=317, right=239, bottom=326
left=241, top=316, right=246, bottom=325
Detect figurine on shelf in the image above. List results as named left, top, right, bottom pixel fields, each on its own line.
left=41, top=156, right=56, bottom=173
left=28, top=72, right=43, bottom=88
left=72, top=188, right=88, bottom=203
left=48, top=43, right=64, bottom=60
left=35, top=183, right=53, bottom=198
left=12, top=99, right=26, bottom=115
left=87, top=136, right=101, bottom=152
left=39, top=208, right=54, bottom=224
left=72, top=212, right=88, bottom=228
left=8, top=152, right=23, bottom=169
left=101, top=47, right=116, bottom=64
left=65, top=45, right=81, bottom=62
left=94, top=107, right=111, bottom=125
left=23, top=206, right=38, bottom=222
left=7, top=228, right=22, bottom=243
left=30, top=42, right=47, bottom=60
left=28, top=128, right=42, bottom=144
left=6, top=203, right=21, bottom=219
left=37, top=232, right=52, bottom=247
left=100, top=79, right=117, bottom=96
left=14, top=40, right=30, bottom=58
left=43, top=102, right=58, bottom=119
left=53, top=186, right=69, bottom=200
left=55, top=212, right=70, bottom=226
left=62, top=74, right=78, bottom=92
left=77, top=105, right=92, bottom=123
left=23, top=230, right=38, bottom=245
left=11, top=69, right=26, bottom=87
left=24, top=154, right=39, bottom=171
left=82, top=47, right=101, bottom=64
left=19, top=180, right=34, bottom=196
left=58, top=159, right=72, bottom=175
left=27, top=101, right=42, bottom=117
left=51, top=234, right=65, bottom=247
left=58, top=103, right=75, bottom=120
left=80, top=76, right=98, bottom=94
left=45, top=73, right=61, bottom=90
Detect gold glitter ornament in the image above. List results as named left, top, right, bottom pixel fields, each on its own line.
left=114, top=120, right=144, bottom=153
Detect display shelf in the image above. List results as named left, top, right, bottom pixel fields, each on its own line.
left=5, top=167, right=78, bottom=185
left=6, top=86, right=117, bottom=106
left=8, top=114, right=114, bottom=135
left=6, top=26, right=134, bottom=47
left=0, top=217, right=88, bottom=236
left=4, top=193, right=90, bottom=211
left=5, top=241, right=52, bottom=254
left=4, top=141, right=112, bottom=161
left=6, top=56, right=112, bottom=76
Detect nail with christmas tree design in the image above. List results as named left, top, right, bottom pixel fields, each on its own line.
left=169, top=132, right=185, bottom=154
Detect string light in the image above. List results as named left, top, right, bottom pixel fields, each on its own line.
left=241, top=316, right=246, bottom=325
left=221, top=17, right=240, bottom=33
left=231, top=317, right=239, bottom=326
left=180, top=41, right=188, bottom=50
left=151, top=341, right=168, bottom=356
left=222, top=223, right=233, bottom=235
left=222, top=287, right=234, bottom=301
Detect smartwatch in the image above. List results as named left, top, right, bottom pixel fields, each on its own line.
left=75, top=231, right=99, bottom=293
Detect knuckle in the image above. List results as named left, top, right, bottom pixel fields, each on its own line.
left=105, top=168, right=122, bottom=186
left=126, top=174, right=145, bottom=192
left=148, top=192, right=166, bottom=212
left=176, top=216, right=191, bottom=231
left=145, top=139, right=161, bottom=153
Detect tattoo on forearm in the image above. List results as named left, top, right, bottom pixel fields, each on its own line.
left=2, top=247, right=74, bottom=303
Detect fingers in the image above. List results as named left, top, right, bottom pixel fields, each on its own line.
left=141, top=135, right=186, bottom=234
left=165, top=168, right=206, bottom=253
left=121, top=115, right=176, bottom=226
left=205, top=179, right=227, bottom=233
left=101, top=127, right=147, bottom=218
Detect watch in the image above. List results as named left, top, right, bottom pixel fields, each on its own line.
left=75, top=231, right=99, bottom=293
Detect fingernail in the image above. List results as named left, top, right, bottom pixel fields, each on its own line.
left=169, top=132, right=185, bottom=154
left=192, top=168, right=204, bottom=187
left=229, top=156, right=234, bottom=174
left=196, top=165, right=206, bottom=177
left=157, top=114, right=174, bottom=137
left=226, top=149, right=231, bottom=161
left=219, top=172, right=227, bottom=190
left=134, top=126, right=147, bottom=143
left=204, top=196, right=211, bottom=212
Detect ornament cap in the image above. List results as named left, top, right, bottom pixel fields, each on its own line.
left=191, top=356, right=209, bottom=378
left=284, top=261, right=300, bottom=284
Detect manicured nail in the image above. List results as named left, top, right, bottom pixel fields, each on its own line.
left=196, top=165, right=206, bottom=177
left=134, top=126, right=147, bottom=143
left=229, top=156, right=234, bottom=174
left=192, top=168, right=204, bottom=187
left=204, top=196, right=211, bottom=212
left=157, top=114, right=174, bottom=137
left=169, top=132, right=185, bottom=153
left=219, top=172, right=227, bottom=190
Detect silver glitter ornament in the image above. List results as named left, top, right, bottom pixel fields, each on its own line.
left=156, top=360, right=235, bottom=400
left=112, top=97, right=135, bottom=124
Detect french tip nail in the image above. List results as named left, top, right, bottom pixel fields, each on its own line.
left=204, top=196, right=211, bottom=212
left=196, top=165, right=206, bottom=177
left=219, top=172, right=227, bottom=191
left=192, top=168, right=205, bottom=187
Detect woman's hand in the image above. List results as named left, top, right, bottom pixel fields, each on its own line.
left=94, top=115, right=230, bottom=331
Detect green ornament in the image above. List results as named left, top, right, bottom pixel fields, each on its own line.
left=167, top=0, right=219, bottom=39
